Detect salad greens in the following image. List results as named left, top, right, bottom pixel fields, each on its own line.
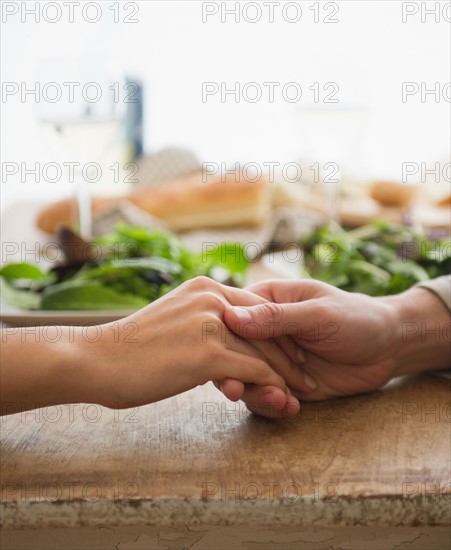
left=301, top=220, right=450, bottom=296
left=3, top=220, right=449, bottom=308
left=0, top=224, right=248, bottom=310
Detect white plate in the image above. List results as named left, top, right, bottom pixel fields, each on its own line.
left=0, top=258, right=297, bottom=326
left=0, top=302, right=136, bottom=326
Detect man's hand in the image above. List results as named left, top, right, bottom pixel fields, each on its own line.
left=221, top=279, right=450, bottom=418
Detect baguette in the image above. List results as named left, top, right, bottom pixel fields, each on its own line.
left=370, top=181, right=417, bottom=207
left=37, top=197, right=117, bottom=235
left=36, top=172, right=270, bottom=234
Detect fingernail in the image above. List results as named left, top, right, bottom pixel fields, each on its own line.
left=304, top=373, right=317, bottom=391
left=297, top=349, right=306, bottom=363
left=233, top=307, right=253, bottom=324
left=260, top=392, right=275, bottom=405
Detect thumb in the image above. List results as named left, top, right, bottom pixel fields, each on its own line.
left=224, top=302, right=305, bottom=340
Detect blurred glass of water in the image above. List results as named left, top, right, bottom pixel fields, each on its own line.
left=36, top=57, right=126, bottom=239
left=295, top=104, right=369, bottom=224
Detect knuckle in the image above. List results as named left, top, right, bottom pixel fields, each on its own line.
left=254, top=361, right=270, bottom=381
left=202, top=291, right=225, bottom=310
left=202, top=312, right=220, bottom=325
left=246, top=282, right=265, bottom=293
left=258, top=301, right=283, bottom=324
left=313, top=301, right=332, bottom=320
left=188, top=276, right=216, bottom=292
left=251, top=346, right=267, bottom=363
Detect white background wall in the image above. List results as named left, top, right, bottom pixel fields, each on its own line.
left=1, top=1, right=450, bottom=209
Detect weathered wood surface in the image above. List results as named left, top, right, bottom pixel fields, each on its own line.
left=1, top=374, right=450, bottom=529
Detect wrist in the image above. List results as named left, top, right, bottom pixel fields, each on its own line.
left=382, top=286, right=450, bottom=377
left=55, top=325, right=121, bottom=409
left=79, top=322, right=151, bottom=409
left=1, top=325, right=124, bottom=414
left=55, top=326, right=103, bottom=406
left=71, top=325, right=126, bottom=409
left=22, top=326, right=97, bottom=409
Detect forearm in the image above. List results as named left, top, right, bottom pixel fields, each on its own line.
left=384, top=287, right=450, bottom=376
left=0, top=327, right=100, bottom=414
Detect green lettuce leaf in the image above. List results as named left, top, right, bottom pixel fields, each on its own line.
left=40, top=281, right=148, bottom=310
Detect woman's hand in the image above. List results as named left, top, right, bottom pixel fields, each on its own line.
left=85, top=277, right=302, bottom=410
left=2, top=277, right=305, bottom=414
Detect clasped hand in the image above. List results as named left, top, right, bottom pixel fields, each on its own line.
left=4, top=275, right=446, bottom=416
left=101, top=276, right=402, bottom=417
